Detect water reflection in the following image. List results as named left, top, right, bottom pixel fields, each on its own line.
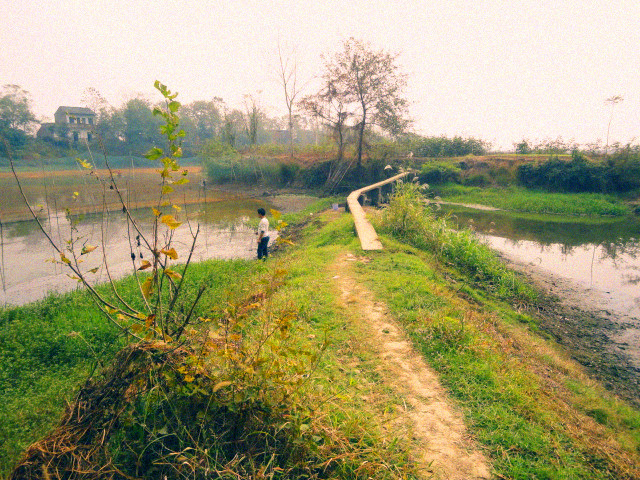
left=0, top=197, right=297, bottom=306
left=438, top=205, right=640, bottom=319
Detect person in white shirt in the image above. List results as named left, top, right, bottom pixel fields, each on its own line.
left=256, top=208, right=270, bottom=260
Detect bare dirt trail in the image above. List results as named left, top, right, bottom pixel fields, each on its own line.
left=330, top=252, right=491, bottom=480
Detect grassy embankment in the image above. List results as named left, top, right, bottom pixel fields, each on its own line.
left=371, top=183, right=640, bottom=478
left=432, top=184, right=632, bottom=217
left=2, top=190, right=640, bottom=478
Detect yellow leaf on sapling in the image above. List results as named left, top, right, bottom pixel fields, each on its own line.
left=164, top=269, right=182, bottom=280
left=161, top=214, right=182, bottom=229
left=81, top=244, right=97, bottom=255
left=138, top=260, right=152, bottom=270
left=160, top=247, right=178, bottom=260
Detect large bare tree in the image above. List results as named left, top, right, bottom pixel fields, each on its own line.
left=301, top=80, right=350, bottom=187
left=277, top=42, right=305, bottom=158
left=322, top=38, right=410, bottom=167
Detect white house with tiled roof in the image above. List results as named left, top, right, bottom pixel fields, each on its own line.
left=37, top=106, right=97, bottom=142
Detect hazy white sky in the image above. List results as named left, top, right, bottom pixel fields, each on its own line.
left=2, top=0, right=638, bottom=149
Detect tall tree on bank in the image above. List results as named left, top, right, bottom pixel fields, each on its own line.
left=605, top=95, right=623, bottom=154
left=322, top=38, right=410, bottom=167
left=243, top=94, right=262, bottom=146
left=0, top=85, right=36, bottom=147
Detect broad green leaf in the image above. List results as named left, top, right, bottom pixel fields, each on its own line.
left=145, top=147, right=164, bottom=161
left=60, top=253, right=71, bottom=264
left=162, top=185, right=174, bottom=194
left=88, top=267, right=99, bottom=274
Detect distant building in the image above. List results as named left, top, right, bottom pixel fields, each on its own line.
left=37, top=106, right=97, bottom=143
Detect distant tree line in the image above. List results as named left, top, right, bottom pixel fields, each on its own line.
left=0, top=85, right=318, bottom=160
left=407, top=135, right=489, bottom=157
left=518, top=148, right=640, bottom=194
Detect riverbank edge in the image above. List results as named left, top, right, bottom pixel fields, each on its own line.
left=498, top=251, right=640, bottom=408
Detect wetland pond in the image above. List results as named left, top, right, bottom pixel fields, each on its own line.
left=0, top=194, right=316, bottom=306
left=439, top=204, right=640, bottom=374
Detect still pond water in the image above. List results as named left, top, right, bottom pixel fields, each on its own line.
left=0, top=195, right=315, bottom=306
left=440, top=205, right=640, bottom=318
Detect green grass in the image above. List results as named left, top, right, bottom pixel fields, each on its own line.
left=0, top=201, right=416, bottom=478
left=367, top=185, right=640, bottom=478
left=0, top=259, right=259, bottom=474
left=434, top=184, right=631, bottom=216
left=354, top=239, right=640, bottom=479
left=4, top=190, right=640, bottom=478
left=0, top=156, right=202, bottom=171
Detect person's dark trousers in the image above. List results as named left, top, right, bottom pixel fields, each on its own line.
left=257, top=236, right=270, bottom=260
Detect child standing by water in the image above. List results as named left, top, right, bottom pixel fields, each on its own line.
left=257, top=208, right=270, bottom=260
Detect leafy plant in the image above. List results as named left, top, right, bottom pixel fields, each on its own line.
left=379, top=181, right=535, bottom=302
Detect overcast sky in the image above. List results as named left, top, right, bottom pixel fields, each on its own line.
left=2, top=0, right=638, bottom=149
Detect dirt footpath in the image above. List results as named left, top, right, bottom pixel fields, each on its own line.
left=330, top=253, right=491, bottom=480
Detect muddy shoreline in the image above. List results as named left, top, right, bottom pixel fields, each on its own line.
left=500, top=252, right=640, bottom=408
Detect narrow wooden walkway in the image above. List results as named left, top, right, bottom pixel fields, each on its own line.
left=347, top=172, right=409, bottom=250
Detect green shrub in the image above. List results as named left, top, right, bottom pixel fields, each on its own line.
left=300, top=161, right=331, bottom=188
left=608, top=145, right=640, bottom=192
left=418, top=161, right=462, bottom=184
left=279, top=162, right=299, bottom=185
left=517, top=151, right=619, bottom=193
left=463, top=173, right=491, bottom=187
left=379, top=182, right=535, bottom=302
left=412, top=135, right=489, bottom=157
